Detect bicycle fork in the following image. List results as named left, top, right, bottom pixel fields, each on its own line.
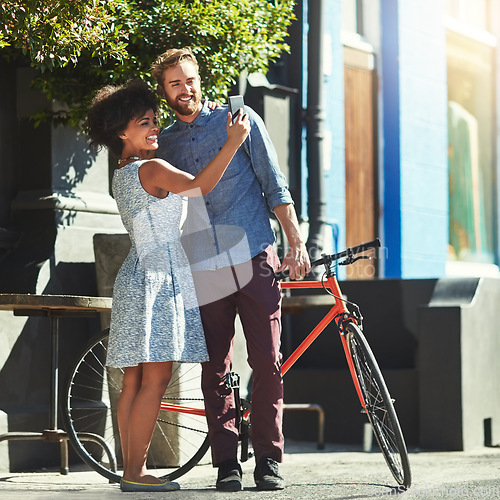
left=224, top=371, right=252, bottom=463
left=336, top=318, right=369, bottom=414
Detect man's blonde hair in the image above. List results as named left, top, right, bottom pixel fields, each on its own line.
left=151, top=47, right=199, bottom=85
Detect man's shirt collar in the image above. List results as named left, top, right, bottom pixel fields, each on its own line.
left=173, top=100, right=212, bottom=130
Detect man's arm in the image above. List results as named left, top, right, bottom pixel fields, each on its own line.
left=244, top=108, right=294, bottom=207
left=244, top=106, right=310, bottom=278
left=274, top=204, right=311, bottom=280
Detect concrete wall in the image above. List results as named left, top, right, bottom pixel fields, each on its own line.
left=283, top=278, right=435, bottom=447
left=419, top=277, right=500, bottom=450
left=0, top=64, right=124, bottom=472
left=284, top=277, right=500, bottom=451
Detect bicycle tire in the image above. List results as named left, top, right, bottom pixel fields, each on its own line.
left=62, top=328, right=210, bottom=483
left=345, top=322, right=412, bottom=488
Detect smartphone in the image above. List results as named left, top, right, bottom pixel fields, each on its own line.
left=228, top=95, right=245, bottom=123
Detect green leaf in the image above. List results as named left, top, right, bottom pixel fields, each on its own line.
left=1, top=0, right=297, bottom=126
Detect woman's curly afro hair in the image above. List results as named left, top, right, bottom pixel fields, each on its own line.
left=86, top=79, right=160, bottom=157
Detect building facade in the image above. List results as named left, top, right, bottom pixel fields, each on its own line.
left=282, top=0, right=500, bottom=280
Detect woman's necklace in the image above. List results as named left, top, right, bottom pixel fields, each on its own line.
left=117, top=156, right=141, bottom=166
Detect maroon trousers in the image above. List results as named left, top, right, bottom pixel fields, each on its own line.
left=196, top=252, right=284, bottom=466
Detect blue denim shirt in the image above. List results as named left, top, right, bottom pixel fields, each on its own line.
left=157, top=101, right=293, bottom=270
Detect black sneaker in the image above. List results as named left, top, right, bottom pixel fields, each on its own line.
left=216, top=459, right=243, bottom=492
left=254, top=457, right=285, bottom=490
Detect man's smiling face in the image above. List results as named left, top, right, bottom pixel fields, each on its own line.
left=159, top=60, right=202, bottom=120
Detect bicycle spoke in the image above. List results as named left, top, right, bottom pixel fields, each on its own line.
left=356, top=340, right=405, bottom=481
left=63, top=329, right=210, bottom=483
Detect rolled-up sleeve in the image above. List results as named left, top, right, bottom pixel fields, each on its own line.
left=245, top=107, right=294, bottom=211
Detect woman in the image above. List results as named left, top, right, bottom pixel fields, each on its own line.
left=86, top=79, right=249, bottom=492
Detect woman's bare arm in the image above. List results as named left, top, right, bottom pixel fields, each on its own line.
left=139, top=110, right=249, bottom=197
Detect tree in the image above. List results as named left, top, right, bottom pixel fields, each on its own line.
left=0, top=0, right=128, bottom=70
left=0, top=0, right=296, bottom=126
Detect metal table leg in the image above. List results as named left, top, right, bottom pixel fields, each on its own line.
left=0, top=312, right=114, bottom=475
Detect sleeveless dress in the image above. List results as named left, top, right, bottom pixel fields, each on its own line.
left=106, top=160, right=209, bottom=368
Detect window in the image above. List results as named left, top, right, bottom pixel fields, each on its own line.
left=446, top=28, right=496, bottom=264
left=445, top=0, right=490, bottom=32
left=341, top=0, right=364, bottom=35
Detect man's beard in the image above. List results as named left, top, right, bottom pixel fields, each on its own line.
left=167, top=93, right=201, bottom=116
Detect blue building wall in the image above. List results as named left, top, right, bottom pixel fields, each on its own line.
left=381, top=0, right=449, bottom=278
left=301, top=0, right=346, bottom=254
left=299, top=0, right=465, bottom=279
left=322, top=0, right=346, bottom=253
left=380, top=0, right=402, bottom=277
left=494, top=6, right=500, bottom=264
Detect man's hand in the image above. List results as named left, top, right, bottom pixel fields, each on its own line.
left=277, top=241, right=311, bottom=280
left=206, top=100, right=220, bottom=110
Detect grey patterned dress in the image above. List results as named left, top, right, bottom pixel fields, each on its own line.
left=106, top=160, right=209, bottom=368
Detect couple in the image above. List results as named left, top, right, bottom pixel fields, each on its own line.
left=86, top=47, right=311, bottom=493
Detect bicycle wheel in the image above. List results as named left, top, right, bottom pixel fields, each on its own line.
left=63, top=328, right=210, bottom=483
left=345, top=322, right=411, bottom=488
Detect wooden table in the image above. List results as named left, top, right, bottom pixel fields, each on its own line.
left=0, top=294, right=112, bottom=474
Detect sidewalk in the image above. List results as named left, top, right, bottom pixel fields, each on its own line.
left=0, top=442, right=499, bottom=499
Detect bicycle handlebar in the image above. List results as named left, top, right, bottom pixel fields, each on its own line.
left=274, top=238, right=381, bottom=281
left=311, top=238, right=381, bottom=267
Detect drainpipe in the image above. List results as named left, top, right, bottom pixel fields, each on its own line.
left=305, top=0, right=328, bottom=262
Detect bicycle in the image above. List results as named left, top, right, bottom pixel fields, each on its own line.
left=62, top=238, right=412, bottom=488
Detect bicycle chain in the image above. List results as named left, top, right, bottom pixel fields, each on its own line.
left=161, top=397, right=204, bottom=401
left=156, top=418, right=208, bottom=435
left=158, top=397, right=207, bottom=435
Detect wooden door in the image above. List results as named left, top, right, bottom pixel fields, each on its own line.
left=343, top=46, right=377, bottom=279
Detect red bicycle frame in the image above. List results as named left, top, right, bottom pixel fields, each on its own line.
left=280, top=276, right=368, bottom=412
left=160, top=273, right=368, bottom=416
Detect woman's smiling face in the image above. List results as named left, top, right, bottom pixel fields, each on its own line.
left=119, top=108, right=160, bottom=154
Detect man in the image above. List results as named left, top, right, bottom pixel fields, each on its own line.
left=151, top=47, right=310, bottom=491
